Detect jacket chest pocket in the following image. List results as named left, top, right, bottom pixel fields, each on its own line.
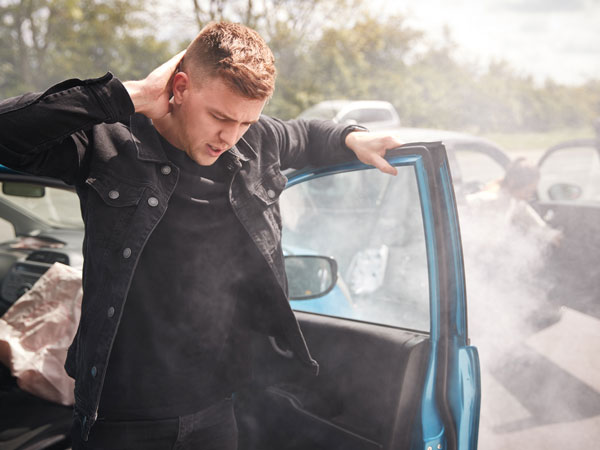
left=252, top=165, right=288, bottom=208
left=248, top=165, right=287, bottom=254
left=84, top=175, right=147, bottom=249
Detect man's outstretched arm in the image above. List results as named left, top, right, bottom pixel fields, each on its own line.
left=344, top=130, right=401, bottom=176
left=252, top=116, right=403, bottom=175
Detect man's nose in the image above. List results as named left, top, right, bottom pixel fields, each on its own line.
left=219, top=124, right=240, bottom=148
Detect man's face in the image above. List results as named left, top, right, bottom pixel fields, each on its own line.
left=173, top=75, right=267, bottom=166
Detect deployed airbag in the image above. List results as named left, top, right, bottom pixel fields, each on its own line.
left=0, top=262, right=82, bottom=405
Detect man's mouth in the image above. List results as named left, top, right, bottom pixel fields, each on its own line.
left=207, top=144, right=228, bottom=157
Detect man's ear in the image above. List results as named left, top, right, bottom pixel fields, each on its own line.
left=171, top=72, right=190, bottom=105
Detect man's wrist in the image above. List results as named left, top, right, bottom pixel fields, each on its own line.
left=122, top=80, right=146, bottom=114
left=343, top=125, right=369, bottom=150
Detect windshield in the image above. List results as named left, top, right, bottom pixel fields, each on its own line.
left=0, top=183, right=83, bottom=229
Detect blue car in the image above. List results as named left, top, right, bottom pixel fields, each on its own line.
left=0, top=142, right=481, bottom=449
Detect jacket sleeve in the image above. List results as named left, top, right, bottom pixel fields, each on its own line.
left=247, top=116, right=360, bottom=170
left=0, top=72, right=134, bottom=184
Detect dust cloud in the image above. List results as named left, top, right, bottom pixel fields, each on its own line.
left=457, top=196, right=600, bottom=444
left=457, top=197, right=558, bottom=352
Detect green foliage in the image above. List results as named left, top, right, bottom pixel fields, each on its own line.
left=264, top=13, right=423, bottom=119
left=1, top=0, right=598, bottom=133
left=0, top=0, right=172, bottom=97
left=262, top=11, right=600, bottom=133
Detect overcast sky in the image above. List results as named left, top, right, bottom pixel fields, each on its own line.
left=383, top=0, right=600, bottom=85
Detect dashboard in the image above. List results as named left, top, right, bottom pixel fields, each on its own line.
left=0, top=231, right=83, bottom=315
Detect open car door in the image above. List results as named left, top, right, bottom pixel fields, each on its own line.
left=535, top=139, right=600, bottom=306
left=236, top=143, right=481, bottom=450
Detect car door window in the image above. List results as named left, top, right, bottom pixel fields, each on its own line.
left=0, top=217, right=14, bottom=241
left=451, top=148, right=506, bottom=194
left=538, top=145, right=600, bottom=203
left=0, top=184, right=83, bottom=229
left=280, top=165, right=430, bottom=332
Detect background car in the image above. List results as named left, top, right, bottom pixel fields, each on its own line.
left=298, top=100, right=402, bottom=130
left=533, top=132, right=600, bottom=313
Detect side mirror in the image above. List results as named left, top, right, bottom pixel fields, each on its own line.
left=2, top=182, right=45, bottom=198
left=547, top=183, right=582, bottom=201
left=285, top=255, right=338, bottom=300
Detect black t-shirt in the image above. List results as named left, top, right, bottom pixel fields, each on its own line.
left=99, top=135, right=262, bottom=419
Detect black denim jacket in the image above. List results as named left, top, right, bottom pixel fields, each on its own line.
left=0, top=73, right=358, bottom=439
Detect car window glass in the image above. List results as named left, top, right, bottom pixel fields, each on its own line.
left=0, top=183, right=83, bottom=229
left=452, top=148, right=505, bottom=194
left=281, top=166, right=430, bottom=332
left=0, top=217, right=14, bottom=241
left=538, top=146, right=600, bottom=203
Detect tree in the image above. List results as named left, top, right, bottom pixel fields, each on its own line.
left=3, top=0, right=597, bottom=133
left=187, top=0, right=363, bottom=41
left=265, top=13, right=423, bottom=118
left=0, top=0, right=172, bottom=98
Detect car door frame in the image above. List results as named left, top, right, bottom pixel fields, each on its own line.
left=284, top=142, right=480, bottom=450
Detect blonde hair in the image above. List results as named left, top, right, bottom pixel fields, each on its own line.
left=182, top=22, right=276, bottom=99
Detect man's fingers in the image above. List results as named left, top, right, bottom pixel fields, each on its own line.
left=383, top=135, right=404, bottom=150
left=370, top=154, right=398, bottom=176
left=166, top=50, right=186, bottom=82
left=373, top=136, right=402, bottom=175
left=166, top=50, right=186, bottom=72
left=346, top=132, right=403, bottom=176
left=148, top=50, right=186, bottom=85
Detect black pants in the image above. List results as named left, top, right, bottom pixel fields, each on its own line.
left=71, top=397, right=237, bottom=450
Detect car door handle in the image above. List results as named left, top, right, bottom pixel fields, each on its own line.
left=269, top=336, right=294, bottom=359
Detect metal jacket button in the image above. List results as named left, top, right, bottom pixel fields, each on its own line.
left=108, top=190, right=120, bottom=200
left=148, top=197, right=159, bottom=207
left=107, top=307, right=115, bottom=318
left=161, top=165, right=172, bottom=175
left=267, top=189, right=276, bottom=199
left=122, top=248, right=132, bottom=258
left=91, top=366, right=97, bottom=377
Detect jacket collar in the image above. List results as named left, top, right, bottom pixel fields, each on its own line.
left=130, top=113, right=168, bottom=163
left=129, top=113, right=257, bottom=165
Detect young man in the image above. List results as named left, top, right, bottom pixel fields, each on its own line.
left=0, top=22, right=402, bottom=449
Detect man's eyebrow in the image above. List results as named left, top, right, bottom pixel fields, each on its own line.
left=209, top=108, right=258, bottom=125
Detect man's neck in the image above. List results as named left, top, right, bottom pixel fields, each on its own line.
left=153, top=115, right=185, bottom=152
